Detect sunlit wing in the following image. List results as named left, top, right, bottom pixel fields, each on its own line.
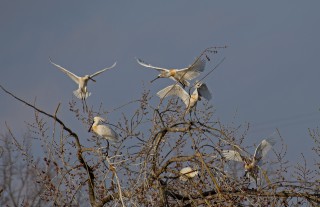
left=197, top=82, right=212, bottom=100
left=222, top=150, right=243, bottom=162
left=175, top=70, right=201, bottom=81
left=94, top=124, right=119, bottom=142
left=253, top=137, right=276, bottom=163
left=177, top=58, right=206, bottom=80
left=90, top=62, right=117, bottom=78
left=49, top=58, right=80, bottom=84
left=156, top=84, right=190, bottom=107
left=136, top=58, right=169, bottom=72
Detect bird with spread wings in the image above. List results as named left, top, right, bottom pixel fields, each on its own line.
left=222, top=137, right=276, bottom=184
left=136, top=57, right=206, bottom=88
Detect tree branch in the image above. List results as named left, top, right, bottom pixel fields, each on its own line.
left=0, top=84, right=97, bottom=205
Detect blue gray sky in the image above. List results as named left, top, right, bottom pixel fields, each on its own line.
left=1, top=1, right=320, bottom=162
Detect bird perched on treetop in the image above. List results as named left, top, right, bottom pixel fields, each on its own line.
left=88, top=116, right=119, bottom=142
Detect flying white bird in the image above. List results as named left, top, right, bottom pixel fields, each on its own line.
left=179, top=167, right=199, bottom=181
left=157, top=82, right=212, bottom=114
left=88, top=116, right=119, bottom=142
left=136, top=57, right=206, bottom=88
left=222, top=138, right=276, bottom=182
left=49, top=58, right=116, bottom=100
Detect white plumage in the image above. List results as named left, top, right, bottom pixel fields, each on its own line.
left=222, top=137, right=276, bottom=180
left=136, top=57, right=206, bottom=88
left=89, top=116, right=119, bottom=142
left=50, top=58, right=116, bottom=99
left=179, top=167, right=199, bottom=181
left=157, top=82, right=212, bottom=114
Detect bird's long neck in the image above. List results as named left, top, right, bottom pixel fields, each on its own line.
left=92, top=121, right=99, bottom=127
left=191, top=89, right=199, bottom=100
left=244, top=158, right=256, bottom=171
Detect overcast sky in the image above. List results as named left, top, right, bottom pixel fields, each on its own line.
left=1, top=1, right=320, bottom=163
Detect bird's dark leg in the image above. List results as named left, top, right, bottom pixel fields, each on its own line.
left=254, top=177, right=258, bottom=187
left=192, top=103, right=198, bottom=118
left=243, top=170, right=248, bottom=178
left=84, top=98, right=88, bottom=113
left=81, top=97, right=85, bottom=112
left=104, top=141, right=110, bottom=157
left=243, top=171, right=251, bottom=188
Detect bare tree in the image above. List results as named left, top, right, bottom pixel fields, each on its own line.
left=0, top=49, right=319, bottom=206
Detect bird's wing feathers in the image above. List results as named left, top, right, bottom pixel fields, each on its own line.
left=222, top=150, right=243, bottom=162
left=157, top=84, right=190, bottom=107
left=197, top=83, right=212, bottom=100
left=136, top=58, right=168, bottom=72
left=190, top=58, right=206, bottom=72
left=175, top=70, right=200, bottom=81
left=253, top=138, right=276, bottom=163
left=98, top=125, right=119, bottom=142
left=177, top=58, right=206, bottom=80
left=90, top=62, right=117, bottom=78
left=49, top=59, right=80, bottom=84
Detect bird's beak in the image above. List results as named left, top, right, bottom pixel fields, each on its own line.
left=88, top=122, right=94, bottom=132
left=150, top=76, right=160, bottom=83
left=89, top=77, right=96, bottom=82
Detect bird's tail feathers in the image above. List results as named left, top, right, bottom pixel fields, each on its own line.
left=73, top=89, right=91, bottom=99
left=106, top=135, right=120, bottom=143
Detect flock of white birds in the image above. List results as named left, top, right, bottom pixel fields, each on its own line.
left=50, top=53, right=275, bottom=183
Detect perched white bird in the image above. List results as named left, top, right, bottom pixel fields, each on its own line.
left=50, top=58, right=116, bottom=100
left=157, top=81, right=212, bottom=114
left=179, top=167, right=199, bottom=181
left=136, top=57, right=206, bottom=88
left=88, top=116, right=119, bottom=142
left=222, top=138, right=276, bottom=181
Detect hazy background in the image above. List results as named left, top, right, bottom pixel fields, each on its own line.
left=1, top=1, right=320, bottom=164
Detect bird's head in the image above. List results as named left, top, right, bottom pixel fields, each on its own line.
left=94, top=116, right=105, bottom=123
left=85, top=75, right=96, bottom=82
left=89, top=116, right=105, bottom=132
left=194, top=81, right=203, bottom=89
left=151, top=71, right=173, bottom=83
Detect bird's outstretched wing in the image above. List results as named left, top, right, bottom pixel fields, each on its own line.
left=189, top=58, right=206, bottom=72
left=157, top=84, right=190, bottom=107
left=49, top=58, right=80, bottom=84
left=197, top=82, right=212, bottom=100
left=253, top=138, right=276, bottom=163
left=136, top=58, right=169, bottom=72
left=90, top=62, right=117, bottom=78
left=177, top=58, right=206, bottom=80
left=222, top=150, right=243, bottom=162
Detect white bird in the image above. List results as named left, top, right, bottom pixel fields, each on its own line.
left=88, top=116, right=119, bottom=142
left=222, top=138, right=276, bottom=182
left=49, top=58, right=116, bottom=100
left=136, top=57, right=206, bottom=88
left=179, top=167, right=199, bottom=181
left=157, top=81, right=212, bottom=114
